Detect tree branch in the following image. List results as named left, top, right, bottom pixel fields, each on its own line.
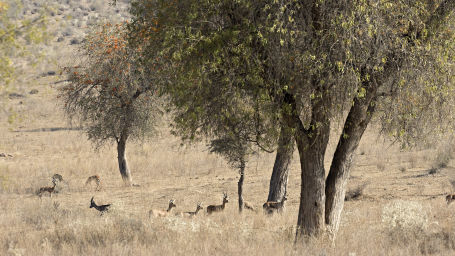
left=425, top=0, right=455, bottom=39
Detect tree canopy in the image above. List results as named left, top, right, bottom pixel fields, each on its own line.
left=59, top=22, right=162, bottom=184
left=129, top=0, right=455, bottom=238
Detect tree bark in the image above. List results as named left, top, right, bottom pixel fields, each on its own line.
left=238, top=160, right=245, bottom=212
left=267, top=124, right=295, bottom=202
left=325, top=85, right=377, bottom=237
left=295, top=103, right=330, bottom=238
left=117, top=131, right=132, bottom=186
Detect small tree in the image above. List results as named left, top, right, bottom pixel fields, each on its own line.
left=209, top=134, right=250, bottom=212
left=207, top=113, right=265, bottom=212
left=59, top=22, right=161, bottom=185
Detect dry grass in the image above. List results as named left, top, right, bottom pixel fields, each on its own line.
left=2, top=78, right=455, bottom=256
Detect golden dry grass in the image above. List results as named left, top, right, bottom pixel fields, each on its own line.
left=2, top=71, right=455, bottom=255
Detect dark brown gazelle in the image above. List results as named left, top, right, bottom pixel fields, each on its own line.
left=85, top=175, right=101, bottom=191
left=149, top=199, right=177, bottom=217
left=38, top=183, right=57, bottom=197
left=446, top=194, right=455, bottom=205
left=263, top=196, right=287, bottom=214
left=207, top=192, right=229, bottom=214
left=90, top=196, right=111, bottom=215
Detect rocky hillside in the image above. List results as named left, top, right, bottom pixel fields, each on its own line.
left=13, top=0, right=131, bottom=83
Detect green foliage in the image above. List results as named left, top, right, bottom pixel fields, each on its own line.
left=0, top=0, right=48, bottom=88
left=130, top=0, right=279, bottom=167
left=129, top=0, right=455, bottom=159
left=59, top=22, right=162, bottom=148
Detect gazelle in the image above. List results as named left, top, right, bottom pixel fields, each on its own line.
left=446, top=194, right=455, bottom=205
left=207, top=192, right=229, bottom=214
left=149, top=199, right=177, bottom=217
left=85, top=175, right=101, bottom=191
left=263, top=196, right=287, bottom=214
left=183, top=202, right=203, bottom=217
left=38, top=183, right=56, bottom=197
left=243, top=201, right=257, bottom=212
left=90, top=196, right=111, bottom=215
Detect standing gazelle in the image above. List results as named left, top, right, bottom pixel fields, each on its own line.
left=207, top=192, right=229, bottom=214
left=38, top=183, right=56, bottom=197
left=149, top=199, right=177, bottom=217
left=263, top=196, right=287, bottom=214
left=184, top=202, right=203, bottom=217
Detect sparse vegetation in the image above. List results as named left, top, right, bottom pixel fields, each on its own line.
left=0, top=0, right=48, bottom=87
left=59, top=22, right=162, bottom=185
left=399, top=166, right=407, bottom=173
left=3, top=0, right=455, bottom=255
left=433, top=138, right=455, bottom=169
left=345, top=183, right=369, bottom=201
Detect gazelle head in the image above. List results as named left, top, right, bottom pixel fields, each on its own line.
left=282, top=196, right=288, bottom=202
left=168, top=199, right=176, bottom=210
left=196, top=202, right=203, bottom=211
left=223, top=192, right=229, bottom=204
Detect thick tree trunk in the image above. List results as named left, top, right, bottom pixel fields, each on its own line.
left=238, top=161, right=245, bottom=212
left=325, top=87, right=377, bottom=237
left=267, top=124, right=295, bottom=202
left=295, top=106, right=330, bottom=238
left=117, top=131, right=132, bottom=186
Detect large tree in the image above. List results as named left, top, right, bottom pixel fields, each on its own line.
left=59, top=22, right=162, bottom=185
left=130, top=0, right=455, bottom=239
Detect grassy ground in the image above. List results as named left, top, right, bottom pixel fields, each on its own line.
left=2, top=75, right=455, bottom=255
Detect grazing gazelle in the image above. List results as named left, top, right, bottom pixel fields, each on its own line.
left=90, top=196, right=111, bottom=215
left=263, top=196, right=287, bottom=214
left=149, top=199, right=177, bottom=217
left=446, top=194, right=455, bottom=205
left=85, top=175, right=101, bottom=191
left=38, top=183, right=56, bottom=197
left=207, top=192, right=229, bottom=214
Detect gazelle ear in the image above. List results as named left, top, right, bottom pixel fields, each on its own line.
left=91, top=197, right=94, bottom=202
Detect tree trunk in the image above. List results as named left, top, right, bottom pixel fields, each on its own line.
left=267, top=124, right=295, bottom=202
left=295, top=106, right=330, bottom=238
left=238, top=161, right=245, bottom=212
left=117, top=131, right=132, bottom=186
